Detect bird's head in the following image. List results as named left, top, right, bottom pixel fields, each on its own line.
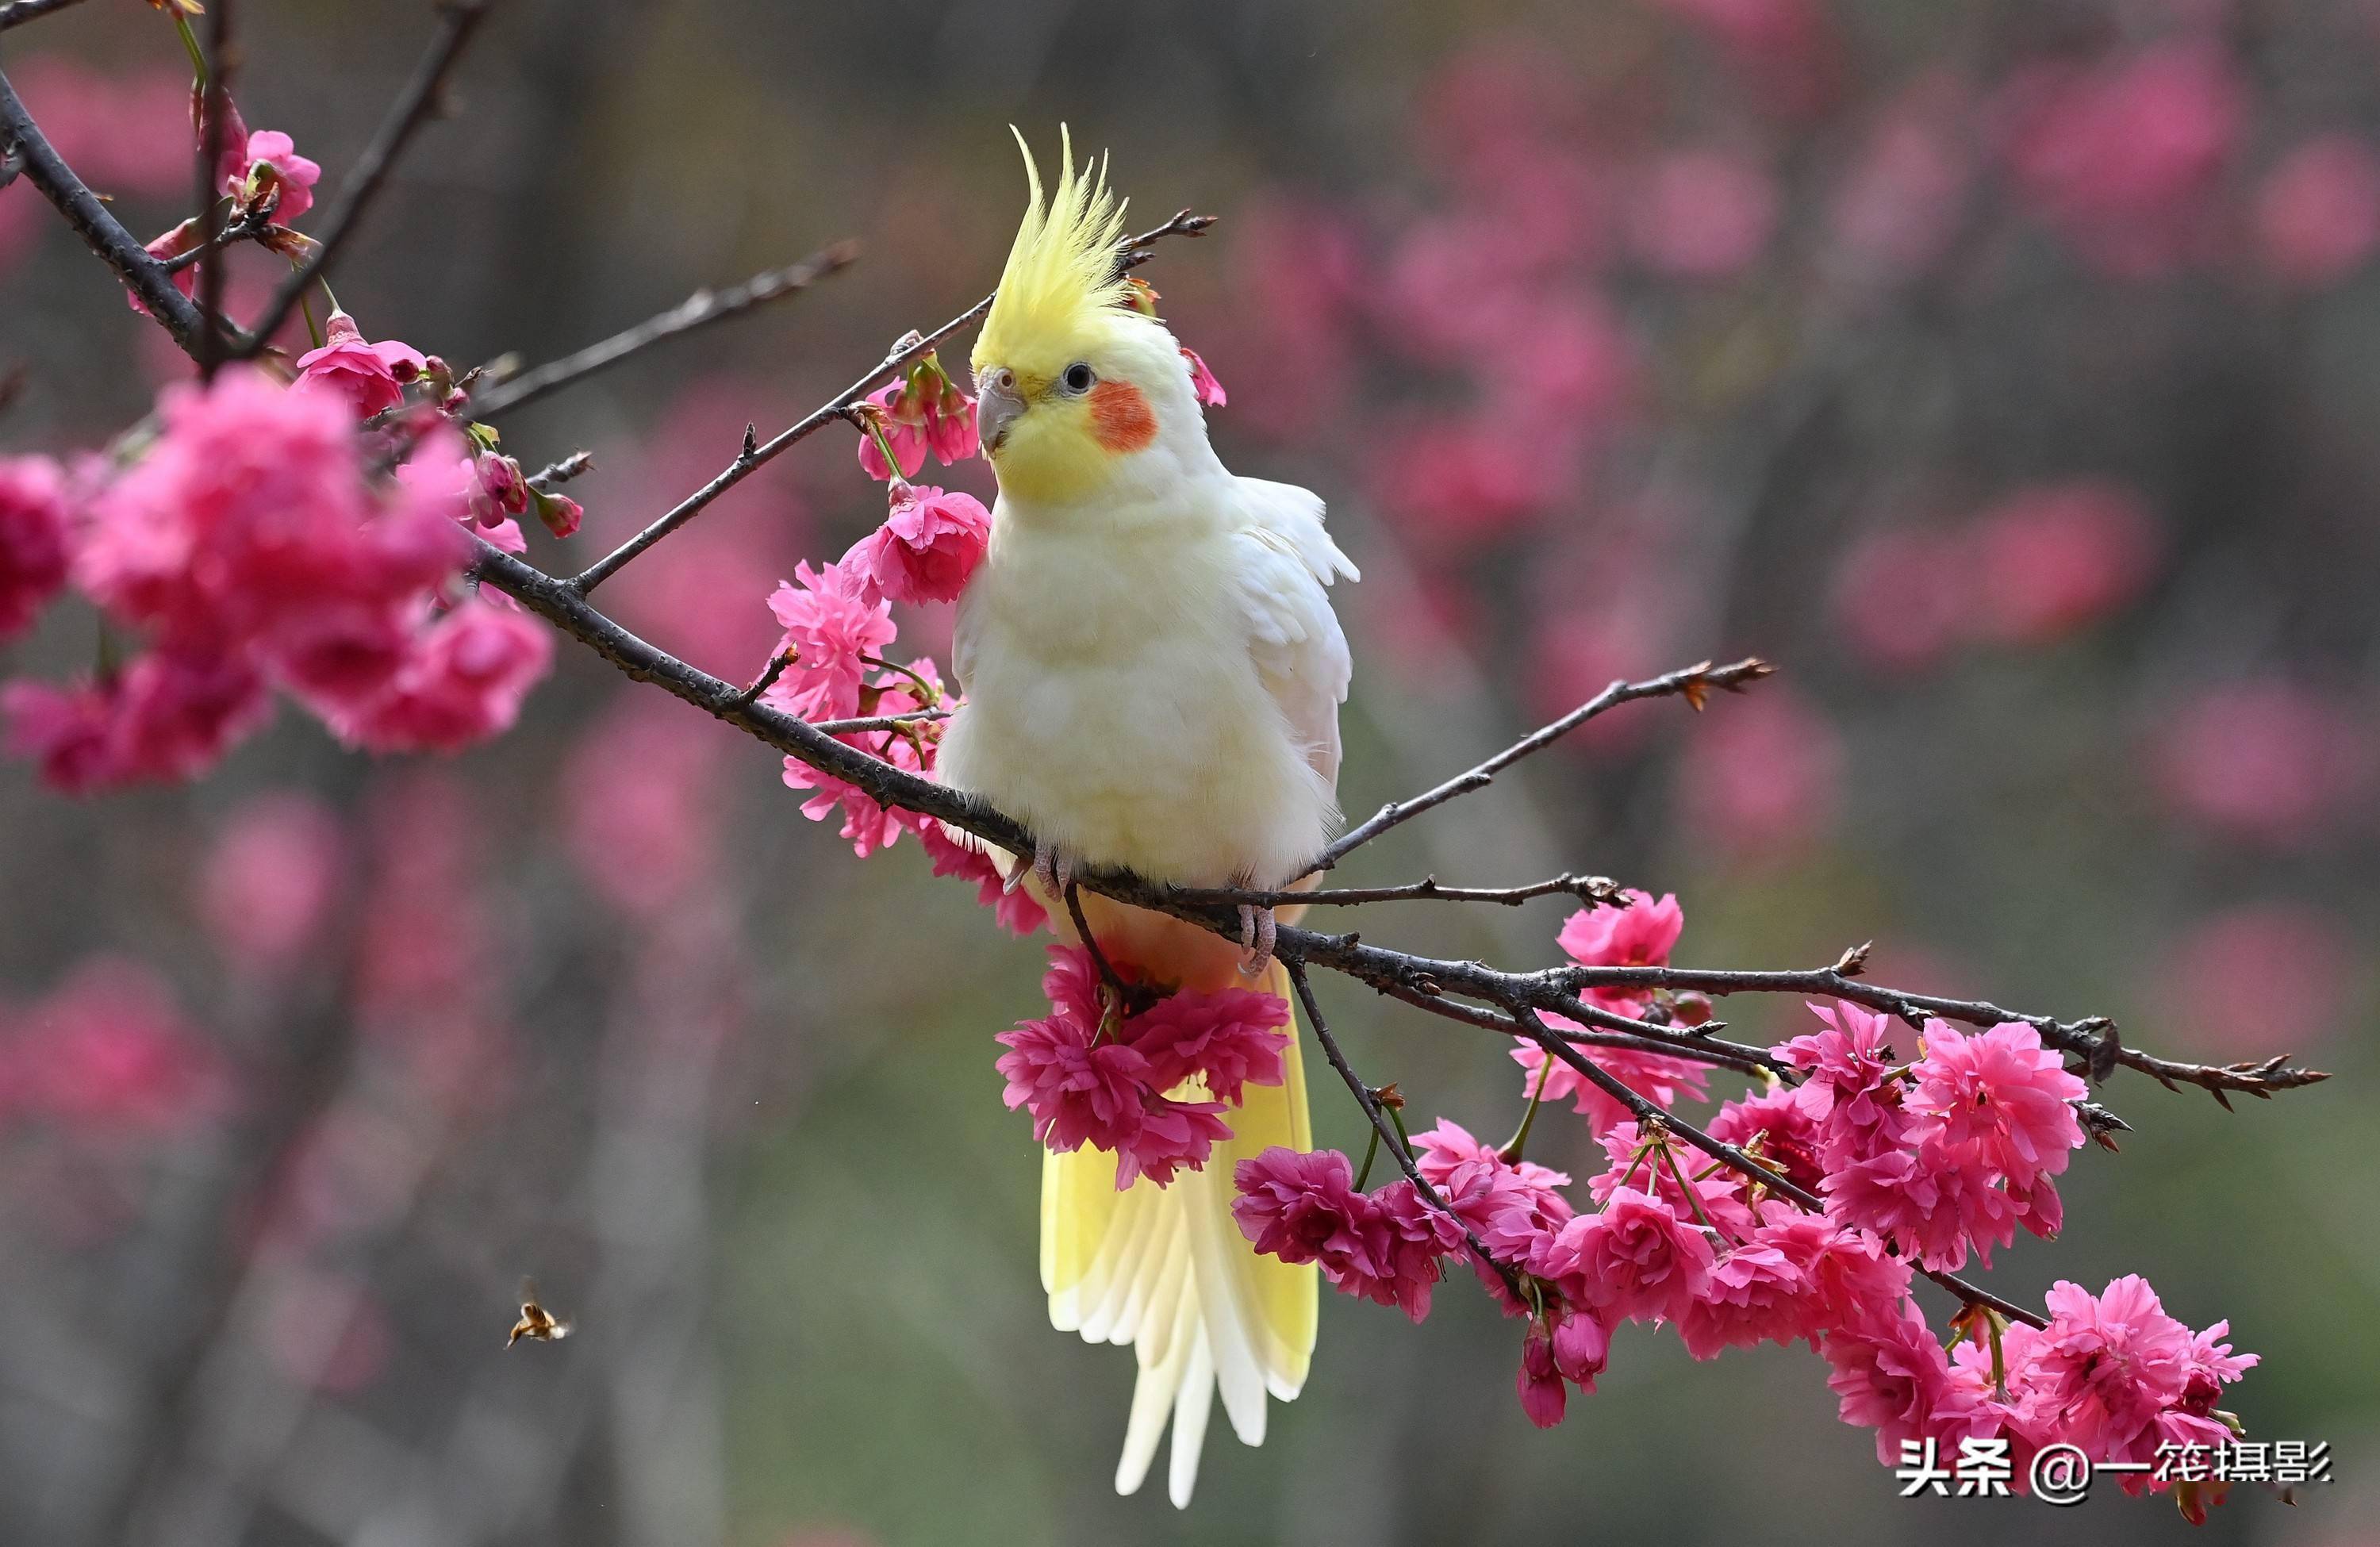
left=971, top=129, right=1200, bottom=506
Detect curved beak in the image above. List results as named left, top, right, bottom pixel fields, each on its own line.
left=976, top=369, right=1025, bottom=455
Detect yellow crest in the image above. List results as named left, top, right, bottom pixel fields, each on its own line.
left=973, top=127, right=1130, bottom=373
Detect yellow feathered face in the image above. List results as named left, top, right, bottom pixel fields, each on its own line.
left=972, top=132, right=1165, bottom=506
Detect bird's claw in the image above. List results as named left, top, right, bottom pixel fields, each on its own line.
left=1237, top=904, right=1276, bottom=979
left=1019, top=836, right=1074, bottom=900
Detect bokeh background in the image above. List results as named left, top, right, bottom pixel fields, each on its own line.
left=2, top=0, right=2376, bottom=1543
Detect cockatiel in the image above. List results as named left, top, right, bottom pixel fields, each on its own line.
left=935, top=129, right=1358, bottom=1507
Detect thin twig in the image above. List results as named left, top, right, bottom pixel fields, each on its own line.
left=236, top=0, right=495, bottom=358
left=194, top=0, right=234, bottom=381
left=1173, top=872, right=1630, bottom=911
left=0, top=0, right=88, bottom=31
left=1511, top=1008, right=2048, bottom=1330
left=566, top=210, right=1212, bottom=596
left=0, top=69, right=209, bottom=347
left=808, top=708, right=950, bottom=735
left=526, top=450, right=594, bottom=491
left=1558, top=963, right=2333, bottom=1100
left=1284, top=958, right=1524, bottom=1300
left=470, top=241, right=858, bottom=418
left=1307, top=658, right=1775, bottom=874
left=1063, top=879, right=1136, bottom=1009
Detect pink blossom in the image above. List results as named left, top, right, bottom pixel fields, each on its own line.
left=1828, top=75, right=1972, bottom=285
left=1705, top=1087, right=1827, bottom=1197
left=6, top=958, right=224, bottom=1135
left=64, top=372, right=474, bottom=747
left=996, top=1004, right=1156, bottom=1157
left=1754, top=1207, right=1910, bottom=1333
left=779, top=658, right=937, bottom=857
left=1412, top=1116, right=1572, bottom=1253
left=1412, top=1116, right=1573, bottom=1303
left=1529, top=1185, right=1714, bottom=1325
left=227, top=129, right=321, bottom=221
left=0, top=455, right=71, bottom=639
left=1903, top=1020, right=2085, bottom=1189
left=1998, top=42, right=2243, bottom=277
left=320, top=598, right=553, bottom=753
left=762, top=559, right=896, bottom=721
left=996, top=948, right=1270, bottom=1189
left=474, top=455, right=529, bottom=521
left=1231, top=1148, right=1464, bottom=1321
left=128, top=220, right=203, bottom=316
left=1233, top=1146, right=1375, bottom=1265
left=1344, top=1180, right=1468, bottom=1322
left=1128, top=984, right=1290, bottom=1105
left=855, top=361, right=977, bottom=481
left=1512, top=1038, right=1711, bottom=1136
left=1549, top=1301, right=1611, bottom=1388
left=1677, top=1230, right=1810, bottom=1359
left=843, top=482, right=991, bottom=606
left=1556, top=889, right=1684, bottom=1010
left=200, top=791, right=345, bottom=975
left=1822, top=1297, right=2002, bottom=1464
left=1831, top=525, right=1974, bottom=675
left=2255, top=135, right=2380, bottom=290
left=561, top=692, right=727, bottom=917
left=2152, top=682, right=2371, bottom=847
left=1822, top=1146, right=2021, bottom=1271
left=1, top=678, right=121, bottom=793
left=1674, top=688, right=1844, bottom=866
left=1181, top=347, right=1227, bottom=407
left=2154, top=903, right=2354, bottom=1058
left=2006, top=1276, right=2198, bottom=1457
left=1778, top=999, right=1907, bottom=1161
left=916, top=822, right=1049, bottom=935
left=1586, top=1121, right=1758, bottom=1242
left=1517, top=1328, right=1568, bottom=1426
left=1627, top=150, right=1779, bottom=280
left=293, top=311, right=427, bottom=418
left=530, top=488, right=582, bottom=539
left=1969, top=480, right=2160, bottom=645
left=9, top=58, right=190, bottom=199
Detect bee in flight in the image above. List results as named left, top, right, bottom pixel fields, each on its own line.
left=506, top=1279, right=571, bottom=1347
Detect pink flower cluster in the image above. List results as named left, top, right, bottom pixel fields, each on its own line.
left=0, top=958, right=224, bottom=1139
left=1786, top=1003, right=2084, bottom=1270
left=854, top=353, right=978, bottom=482
left=1825, top=1275, right=2254, bottom=1499
left=1833, top=479, right=2162, bottom=674
left=1232, top=1146, right=1468, bottom=1321
left=757, top=537, right=1040, bottom=931
left=0, top=370, right=552, bottom=792
left=996, top=946, right=1292, bottom=1188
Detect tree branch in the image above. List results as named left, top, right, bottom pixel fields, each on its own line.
left=0, top=0, right=89, bottom=31
left=1308, top=658, right=1776, bottom=874
left=235, top=0, right=495, bottom=357
left=0, top=69, right=209, bottom=347
left=469, top=242, right=859, bottom=418
left=465, top=533, right=2328, bottom=1113
left=565, top=209, right=1212, bottom=596
left=193, top=0, right=236, bottom=381
left=1173, top=872, right=1630, bottom=911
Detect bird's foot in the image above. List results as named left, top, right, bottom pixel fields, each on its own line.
left=1032, top=837, right=1077, bottom=900
left=1237, top=904, right=1277, bottom=979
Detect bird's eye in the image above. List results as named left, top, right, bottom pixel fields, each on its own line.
left=1061, top=362, right=1096, bottom=394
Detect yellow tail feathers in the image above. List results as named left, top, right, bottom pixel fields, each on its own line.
left=1039, top=957, right=1318, bottom=1508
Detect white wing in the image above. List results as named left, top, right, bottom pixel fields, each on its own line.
left=1229, top=478, right=1358, bottom=792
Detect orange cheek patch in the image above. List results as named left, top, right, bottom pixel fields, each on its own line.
left=1088, top=380, right=1158, bottom=453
